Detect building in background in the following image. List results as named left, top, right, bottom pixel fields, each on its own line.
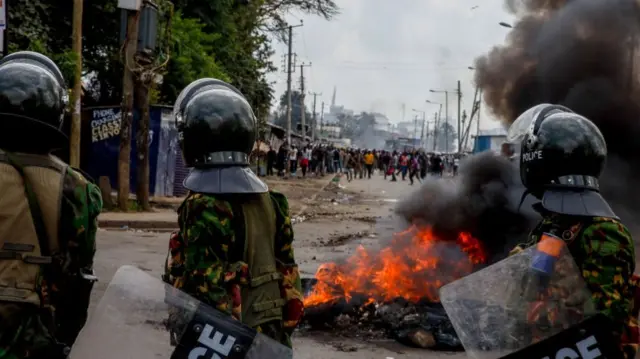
left=394, top=121, right=420, bottom=139
left=372, top=113, right=391, bottom=135
left=472, top=127, right=508, bottom=154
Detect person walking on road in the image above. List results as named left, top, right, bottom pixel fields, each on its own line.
left=276, top=144, right=287, bottom=176
left=408, top=153, right=421, bottom=185
left=288, top=145, right=298, bottom=176
left=364, top=150, right=375, bottom=179
left=267, top=146, right=276, bottom=176
left=301, top=145, right=312, bottom=177
left=0, top=51, right=102, bottom=359
left=164, top=78, right=303, bottom=349
left=344, top=150, right=356, bottom=182
left=390, top=151, right=399, bottom=182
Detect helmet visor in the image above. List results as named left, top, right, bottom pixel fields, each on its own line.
left=506, top=104, right=554, bottom=143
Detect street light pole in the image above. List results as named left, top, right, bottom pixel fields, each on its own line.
left=430, top=89, right=450, bottom=152
left=425, top=100, right=442, bottom=151
left=413, top=114, right=418, bottom=144
left=412, top=109, right=426, bottom=148
left=457, top=80, right=462, bottom=152
left=445, top=92, right=448, bottom=152
left=432, top=112, right=438, bottom=151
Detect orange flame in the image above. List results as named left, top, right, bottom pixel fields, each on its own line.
left=304, top=225, right=486, bottom=307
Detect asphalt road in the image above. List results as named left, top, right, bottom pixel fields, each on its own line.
left=79, top=172, right=470, bottom=358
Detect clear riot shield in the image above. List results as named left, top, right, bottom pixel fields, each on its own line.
left=439, top=234, right=621, bottom=359
left=69, top=265, right=292, bottom=359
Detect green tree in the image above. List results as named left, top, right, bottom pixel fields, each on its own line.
left=274, top=90, right=311, bottom=131
left=158, top=12, right=229, bottom=103
left=435, top=120, right=457, bottom=153
left=7, top=0, right=339, bottom=113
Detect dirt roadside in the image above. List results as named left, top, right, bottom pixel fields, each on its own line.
left=97, top=175, right=337, bottom=229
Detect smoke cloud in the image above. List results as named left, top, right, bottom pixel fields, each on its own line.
left=396, top=152, right=538, bottom=261
left=475, top=0, right=640, bottom=232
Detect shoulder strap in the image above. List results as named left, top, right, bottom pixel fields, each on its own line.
left=549, top=216, right=591, bottom=245
left=5, top=153, right=54, bottom=305
left=5, top=153, right=52, bottom=258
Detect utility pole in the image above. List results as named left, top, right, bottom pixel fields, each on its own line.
left=456, top=80, right=462, bottom=153
left=118, top=9, right=140, bottom=210
left=462, top=87, right=480, bottom=150
left=69, top=0, right=83, bottom=167
left=420, top=116, right=425, bottom=148
left=432, top=112, right=438, bottom=151
left=424, top=120, right=429, bottom=150
left=444, top=92, right=449, bottom=153
left=299, top=62, right=311, bottom=140
left=476, top=90, right=482, bottom=137
left=320, top=101, right=325, bottom=136
left=475, top=90, right=482, bottom=152
left=413, top=114, right=418, bottom=144
left=284, top=21, right=303, bottom=145
left=310, top=91, right=321, bottom=141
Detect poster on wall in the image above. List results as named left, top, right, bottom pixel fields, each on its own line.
left=91, top=108, right=121, bottom=143
left=87, top=107, right=162, bottom=195
left=0, top=0, right=6, bottom=28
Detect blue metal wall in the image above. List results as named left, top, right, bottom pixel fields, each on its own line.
left=155, top=107, right=179, bottom=196
left=85, top=106, right=165, bottom=195
left=473, top=135, right=491, bottom=153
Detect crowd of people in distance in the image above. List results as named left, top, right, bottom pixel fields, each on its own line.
left=261, top=142, right=467, bottom=185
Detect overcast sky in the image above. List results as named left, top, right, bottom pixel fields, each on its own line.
left=267, top=0, right=516, bottom=130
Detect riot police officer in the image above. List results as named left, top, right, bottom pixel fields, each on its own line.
left=0, top=51, right=102, bottom=359
left=508, top=104, right=638, bottom=358
left=163, top=78, right=304, bottom=348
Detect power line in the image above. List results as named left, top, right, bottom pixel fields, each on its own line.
left=310, top=63, right=475, bottom=71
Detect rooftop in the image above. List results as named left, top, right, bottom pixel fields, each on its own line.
left=477, top=127, right=508, bottom=136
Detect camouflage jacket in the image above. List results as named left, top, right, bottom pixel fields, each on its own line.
left=512, top=210, right=638, bottom=358
left=163, top=191, right=303, bottom=328
left=0, top=167, right=102, bottom=359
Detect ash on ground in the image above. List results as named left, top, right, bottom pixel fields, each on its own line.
left=301, top=280, right=462, bottom=351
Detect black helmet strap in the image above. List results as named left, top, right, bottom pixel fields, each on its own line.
left=519, top=175, right=600, bottom=213
left=191, top=151, right=249, bottom=167
left=545, top=175, right=600, bottom=191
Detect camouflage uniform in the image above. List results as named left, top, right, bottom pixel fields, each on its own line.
left=512, top=211, right=639, bottom=358
left=163, top=191, right=303, bottom=347
left=0, top=167, right=102, bottom=359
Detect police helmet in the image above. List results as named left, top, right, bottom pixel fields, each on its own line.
left=511, top=103, right=614, bottom=217
left=173, top=78, right=267, bottom=194
left=0, top=51, right=68, bottom=151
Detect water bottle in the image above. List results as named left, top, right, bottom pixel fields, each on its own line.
left=523, top=233, right=565, bottom=300
left=530, top=233, right=565, bottom=276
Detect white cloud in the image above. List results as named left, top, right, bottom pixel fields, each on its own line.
left=267, top=0, right=516, bottom=131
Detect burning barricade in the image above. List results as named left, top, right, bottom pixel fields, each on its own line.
left=301, top=224, right=487, bottom=350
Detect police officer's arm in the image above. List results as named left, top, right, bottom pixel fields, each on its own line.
left=177, top=194, right=249, bottom=320
left=270, top=191, right=304, bottom=331
left=164, top=230, right=185, bottom=285
left=55, top=168, right=103, bottom=346
left=581, top=219, right=636, bottom=354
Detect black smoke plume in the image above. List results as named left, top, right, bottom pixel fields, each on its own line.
left=475, top=0, right=640, bottom=233
left=395, top=152, right=538, bottom=262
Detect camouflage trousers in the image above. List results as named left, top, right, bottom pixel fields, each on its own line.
left=0, top=306, right=63, bottom=359
left=256, top=321, right=292, bottom=348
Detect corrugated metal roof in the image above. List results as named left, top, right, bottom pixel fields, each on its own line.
left=478, top=127, right=508, bottom=136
